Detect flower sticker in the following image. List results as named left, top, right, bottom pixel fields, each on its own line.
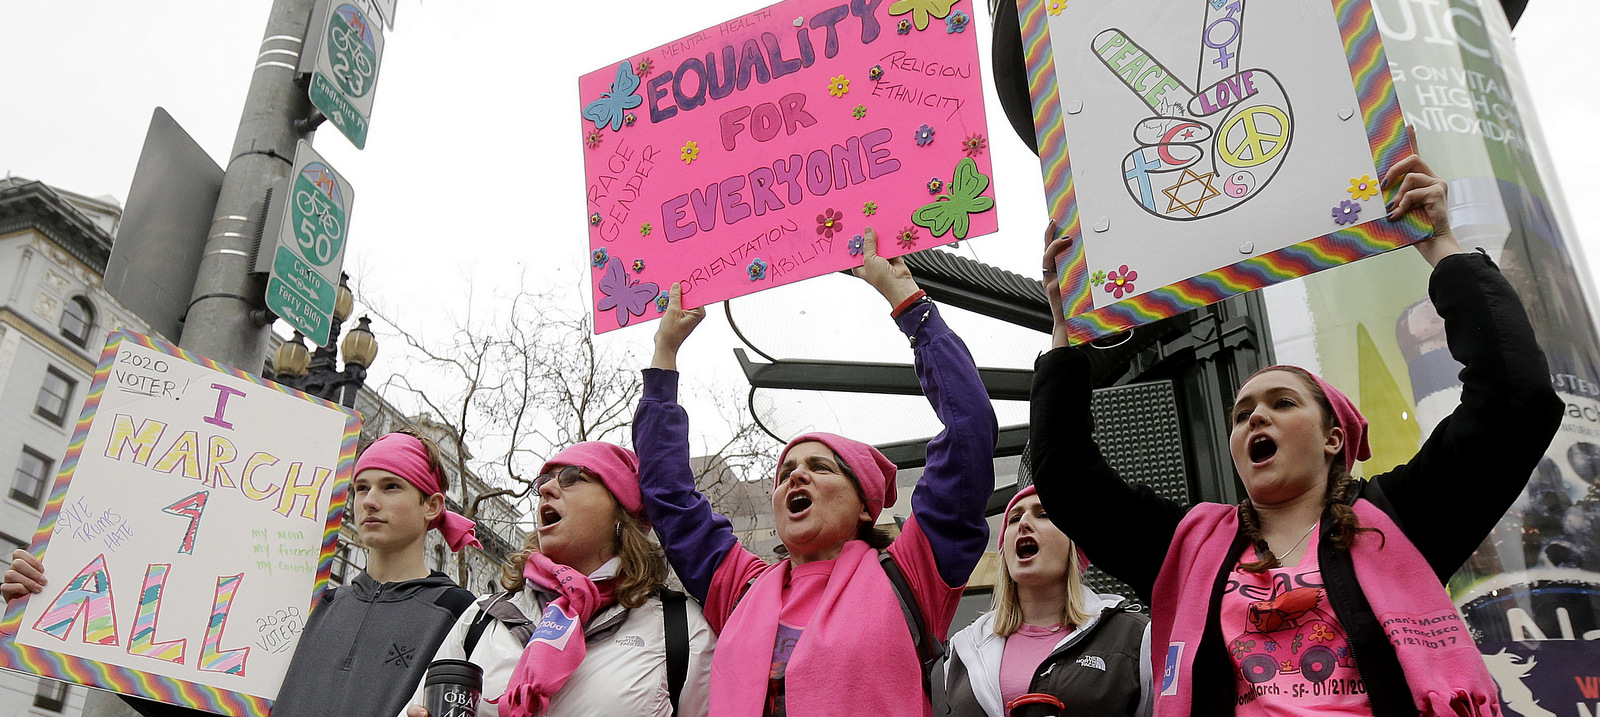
left=827, top=75, right=851, bottom=98
left=1104, top=265, right=1138, bottom=298
left=868, top=65, right=883, bottom=81
left=1348, top=174, right=1379, bottom=201
left=589, top=212, right=602, bottom=227
left=681, top=140, right=700, bottom=164
left=852, top=104, right=868, bottom=120
left=640, top=223, right=653, bottom=237
left=848, top=235, right=865, bottom=256
left=927, top=177, right=944, bottom=194
left=817, top=208, right=845, bottom=239
left=915, top=124, right=935, bottom=146
left=888, top=0, right=958, bottom=31
left=591, top=247, right=609, bottom=268
left=636, top=58, right=654, bottom=78
left=1090, top=270, right=1107, bottom=287
left=897, top=227, right=920, bottom=250
left=747, top=258, right=769, bottom=281
left=1309, top=623, right=1336, bottom=642
left=655, top=290, right=670, bottom=312
left=946, top=9, right=969, bottom=33
left=897, top=19, right=912, bottom=34
left=633, top=259, right=647, bottom=273
left=623, top=113, right=637, bottom=127
left=962, top=133, right=987, bottom=157
left=585, top=129, right=604, bottom=149
left=1047, top=0, right=1066, bottom=15
left=1332, top=199, right=1361, bottom=226
left=863, top=201, right=878, bottom=216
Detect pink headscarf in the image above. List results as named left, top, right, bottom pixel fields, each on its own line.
left=539, top=442, right=648, bottom=526
left=776, top=432, right=899, bottom=521
left=997, top=485, right=1089, bottom=571
left=1246, top=365, right=1372, bottom=473
left=353, top=433, right=481, bottom=551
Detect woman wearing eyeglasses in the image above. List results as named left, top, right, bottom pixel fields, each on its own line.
left=406, top=442, right=714, bottom=717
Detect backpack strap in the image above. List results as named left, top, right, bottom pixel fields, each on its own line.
left=463, top=605, right=496, bottom=660
left=434, top=586, right=477, bottom=618
left=464, top=592, right=536, bottom=659
left=659, top=589, right=690, bottom=716
left=878, top=549, right=945, bottom=698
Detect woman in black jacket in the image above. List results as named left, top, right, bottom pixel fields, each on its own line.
left=1028, top=154, right=1562, bottom=717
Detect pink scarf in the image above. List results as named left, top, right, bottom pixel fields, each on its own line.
left=495, top=552, right=616, bottom=717
left=1151, top=502, right=1500, bottom=717
left=707, top=541, right=927, bottom=717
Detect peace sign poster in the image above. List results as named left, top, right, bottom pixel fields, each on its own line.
left=1019, top=0, right=1433, bottom=343
left=0, top=331, right=358, bottom=717
left=578, top=0, right=998, bottom=333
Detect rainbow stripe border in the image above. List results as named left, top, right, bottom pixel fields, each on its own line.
left=1016, top=0, right=1432, bottom=344
left=0, top=331, right=359, bottom=717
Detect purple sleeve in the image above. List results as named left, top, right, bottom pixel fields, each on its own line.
left=633, top=367, right=739, bottom=603
left=900, top=303, right=999, bottom=587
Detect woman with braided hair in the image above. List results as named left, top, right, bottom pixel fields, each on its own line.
left=1027, top=153, right=1562, bottom=717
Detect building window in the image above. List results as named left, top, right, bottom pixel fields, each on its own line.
left=34, top=367, right=76, bottom=426
left=34, top=678, right=69, bottom=712
left=59, top=297, right=94, bottom=348
left=11, top=447, right=54, bottom=509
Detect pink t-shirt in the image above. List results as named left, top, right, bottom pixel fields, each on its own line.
left=764, top=561, right=833, bottom=717
left=998, top=622, right=1068, bottom=709
left=1220, top=526, right=1372, bottom=715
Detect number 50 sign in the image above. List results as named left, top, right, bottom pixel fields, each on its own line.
left=264, top=140, right=354, bottom=346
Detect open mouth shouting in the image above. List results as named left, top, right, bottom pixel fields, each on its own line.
left=785, top=490, right=814, bottom=520
left=538, top=504, right=563, bottom=533
left=1248, top=433, right=1278, bottom=467
left=1014, top=535, right=1040, bottom=562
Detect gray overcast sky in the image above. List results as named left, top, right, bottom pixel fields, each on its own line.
left=3, top=0, right=1596, bottom=454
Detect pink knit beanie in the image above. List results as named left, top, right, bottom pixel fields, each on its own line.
left=1247, top=366, right=1372, bottom=473
left=997, top=485, right=1089, bottom=571
left=776, top=433, right=899, bottom=521
left=540, top=442, right=648, bottom=526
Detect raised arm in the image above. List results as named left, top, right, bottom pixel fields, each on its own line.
left=1370, top=157, right=1563, bottom=579
left=633, top=284, right=741, bottom=603
left=1030, top=226, right=1186, bottom=601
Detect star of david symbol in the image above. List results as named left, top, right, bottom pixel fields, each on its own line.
left=385, top=643, right=416, bottom=668
left=1162, top=169, right=1221, bottom=217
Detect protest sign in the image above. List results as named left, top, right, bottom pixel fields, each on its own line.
left=1016, top=0, right=1432, bottom=343
left=579, top=0, right=998, bottom=333
left=0, top=331, right=358, bottom=717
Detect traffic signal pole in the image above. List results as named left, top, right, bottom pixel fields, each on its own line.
left=176, top=0, right=318, bottom=372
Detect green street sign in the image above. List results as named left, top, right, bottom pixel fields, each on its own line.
left=309, top=1, right=383, bottom=149
left=267, top=141, right=353, bottom=345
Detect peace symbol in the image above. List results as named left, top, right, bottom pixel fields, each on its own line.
left=1218, top=106, right=1290, bottom=168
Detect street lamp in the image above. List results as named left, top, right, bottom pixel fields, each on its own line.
left=272, top=273, right=378, bottom=408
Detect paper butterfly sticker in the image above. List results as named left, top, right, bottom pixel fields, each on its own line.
left=583, top=61, right=644, bottom=132
left=912, top=157, right=995, bottom=239
left=596, top=257, right=659, bottom=327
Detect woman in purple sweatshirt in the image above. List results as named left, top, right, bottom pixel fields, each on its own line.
left=633, top=228, right=999, bottom=717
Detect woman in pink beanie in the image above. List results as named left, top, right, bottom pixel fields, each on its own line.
left=634, top=229, right=1000, bottom=716
left=408, top=440, right=714, bottom=717
left=1029, top=155, right=1562, bottom=717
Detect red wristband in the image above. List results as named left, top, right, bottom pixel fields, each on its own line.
left=891, top=289, right=928, bottom=318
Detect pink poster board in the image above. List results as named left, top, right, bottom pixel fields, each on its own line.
left=580, top=0, right=998, bottom=332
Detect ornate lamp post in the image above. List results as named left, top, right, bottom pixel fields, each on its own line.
left=272, top=273, right=379, bottom=408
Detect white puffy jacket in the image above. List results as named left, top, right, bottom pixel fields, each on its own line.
left=407, top=560, right=714, bottom=717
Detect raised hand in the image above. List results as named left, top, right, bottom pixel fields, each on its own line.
left=1092, top=1, right=1292, bottom=220
left=1042, top=221, right=1074, bottom=349
left=850, top=227, right=920, bottom=307
left=651, top=283, right=706, bottom=371
left=1383, top=148, right=1461, bottom=267
left=3, top=549, right=46, bottom=602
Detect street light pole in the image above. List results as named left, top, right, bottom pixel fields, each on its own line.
left=178, top=0, right=319, bottom=371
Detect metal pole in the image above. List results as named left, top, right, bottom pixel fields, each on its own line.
left=176, top=0, right=318, bottom=371
left=85, top=5, right=317, bottom=714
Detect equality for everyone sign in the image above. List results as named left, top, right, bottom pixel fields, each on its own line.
left=0, top=332, right=358, bottom=717
left=579, top=0, right=998, bottom=333
left=1017, top=0, right=1432, bottom=343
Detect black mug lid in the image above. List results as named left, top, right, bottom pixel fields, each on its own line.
left=425, top=658, right=484, bottom=688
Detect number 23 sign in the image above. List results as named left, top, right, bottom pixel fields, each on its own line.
left=0, top=331, right=358, bottom=717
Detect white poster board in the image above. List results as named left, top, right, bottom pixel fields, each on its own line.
left=0, top=331, right=358, bottom=717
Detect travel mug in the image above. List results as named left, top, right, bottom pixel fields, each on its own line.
left=1006, top=693, right=1065, bottom=717
left=424, top=659, right=483, bottom=717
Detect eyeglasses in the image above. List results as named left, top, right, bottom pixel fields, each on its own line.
left=534, top=465, right=592, bottom=492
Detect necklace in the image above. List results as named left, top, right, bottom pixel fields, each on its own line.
left=1270, top=521, right=1318, bottom=563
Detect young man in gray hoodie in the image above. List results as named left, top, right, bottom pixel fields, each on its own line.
left=4, top=429, right=477, bottom=717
